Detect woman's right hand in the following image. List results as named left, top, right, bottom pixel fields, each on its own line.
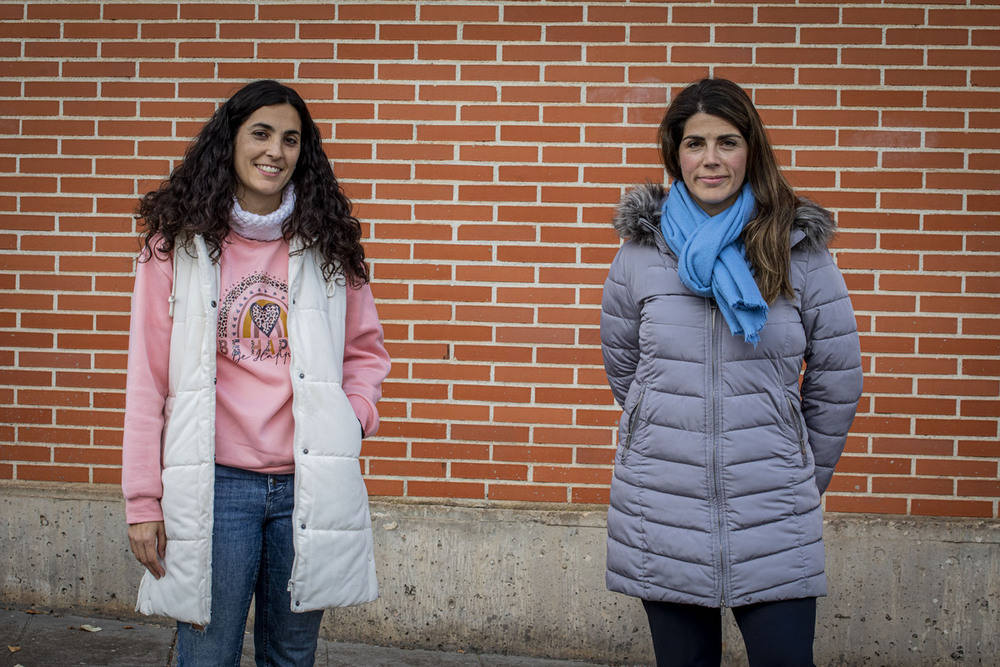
left=128, top=521, right=166, bottom=579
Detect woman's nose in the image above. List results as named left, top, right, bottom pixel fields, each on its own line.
left=703, top=145, right=720, bottom=165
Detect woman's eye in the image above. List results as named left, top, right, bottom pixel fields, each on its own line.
left=252, top=130, right=268, bottom=139
left=284, top=137, right=299, bottom=146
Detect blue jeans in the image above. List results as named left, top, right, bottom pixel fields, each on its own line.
left=176, top=465, right=324, bottom=667
left=643, top=597, right=816, bottom=667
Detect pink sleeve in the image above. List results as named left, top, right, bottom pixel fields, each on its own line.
left=343, top=281, right=391, bottom=437
left=121, top=248, right=172, bottom=524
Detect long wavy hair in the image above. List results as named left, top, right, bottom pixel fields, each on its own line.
left=136, top=79, right=368, bottom=285
left=659, top=78, right=799, bottom=303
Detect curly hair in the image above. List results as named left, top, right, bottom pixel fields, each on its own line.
left=136, top=79, right=368, bottom=285
left=659, top=78, right=799, bottom=303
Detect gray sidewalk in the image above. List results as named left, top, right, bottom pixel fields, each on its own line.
left=1, top=606, right=623, bottom=667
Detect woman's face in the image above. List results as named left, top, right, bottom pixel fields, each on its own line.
left=232, top=103, right=302, bottom=215
left=677, top=112, right=748, bottom=216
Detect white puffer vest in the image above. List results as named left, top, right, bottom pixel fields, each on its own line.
left=135, top=234, right=378, bottom=625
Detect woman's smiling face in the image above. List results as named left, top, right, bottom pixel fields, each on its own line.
left=678, top=112, right=748, bottom=216
left=232, top=103, right=302, bottom=215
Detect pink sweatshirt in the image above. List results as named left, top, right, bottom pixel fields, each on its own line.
left=122, top=233, right=390, bottom=524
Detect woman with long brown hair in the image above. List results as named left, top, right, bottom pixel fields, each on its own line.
left=601, top=78, right=863, bottom=666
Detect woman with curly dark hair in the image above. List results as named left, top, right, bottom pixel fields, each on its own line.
left=122, top=80, right=390, bottom=665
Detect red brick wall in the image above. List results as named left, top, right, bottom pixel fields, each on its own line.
left=2, top=2, right=998, bottom=518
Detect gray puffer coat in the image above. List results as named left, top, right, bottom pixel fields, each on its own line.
left=601, top=183, right=862, bottom=609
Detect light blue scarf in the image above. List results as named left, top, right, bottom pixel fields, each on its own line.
left=660, top=181, right=769, bottom=345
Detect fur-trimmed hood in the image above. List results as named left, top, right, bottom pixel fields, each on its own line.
left=612, top=182, right=837, bottom=253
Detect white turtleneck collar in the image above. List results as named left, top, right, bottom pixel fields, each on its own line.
left=230, top=185, right=296, bottom=241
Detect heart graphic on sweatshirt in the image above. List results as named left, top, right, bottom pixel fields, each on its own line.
left=249, top=301, right=280, bottom=337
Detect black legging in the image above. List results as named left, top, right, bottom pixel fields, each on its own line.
left=642, top=597, right=816, bottom=667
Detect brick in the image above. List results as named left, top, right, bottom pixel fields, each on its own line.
left=488, top=484, right=567, bottom=503
left=972, top=29, right=1000, bottom=47
left=825, top=496, right=908, bottom=515
left=957, top=438, right=1000, bottom=458
left=462, top=25, right=540, bottom=42
left=378, top=63, right=458, bottom=82
left=887, top=28, right=970, bottom=46
left=670, top=46, right=750, bottom=65
left=927, top=172, right=1000, bottom=191
left=177, top=41, right=255, bottom=58
left=928, top=48, right=999, bottom=67
left=18, top=427, right=91, bottom=446
left=961, top=400, right=1000, bottom=418
left=501, top=44, right=580, bottom=63
left=800, top=27, right=882, bottom=45
left=882, top=151, right=965, bottom=170
left=456, top=265, right=534, bottom=283
left=409, top=441, right=488, bottom=461
left=844, top=7, right=926, bottom=25
left=452, top=343, right=531, bottom=363
left=911, top=499, right=993, bottom=518
left=420, top=84, right=497, bottom=102
left=16, top=465, right=90, bottom=483
left=713, top=66, right=796, bottom=85
left=420, top=43, right=497, bottom=61
left=884, top=68, right=969, bottom=87
left=408, top=480, right=484, bottom=500
left=369, top=460, right=447, bottom=478
left=420, top=4, right=499, bottom=23
left=364, top=479, right=405, bottom=497
left=24, top=3, right=97, bottom=19
left=586, top=44, right=668, bottom=64
left=493, top=445, right=572, bottom=464
left=452, top=462, right=527, bottom=481
left=927, top=131, right=1000, bottom=151
left=572, top=487, right=610, bottom=504
left=503, top=5, right=581, bottom=22
left=872, top=437, right=954, bottom=457
left=545, top=65, right=625, bottom=84
left=0, top=445, right=52, bottom=462
left=915, top=418, right=996, bottom=438
left=957, top=480, right=1000, bottom=498
left=871, top=477, right=954, bottom=496
left=54, top=447, right=121, bottom=465
left=970, top=111, right=1000, bottom=130
left=413, top=164, right=492, bottom=183
left=534, top=466, right=611, bottom=485
left=836, top=456, right=912, bottom=475
left=874, top=397, right=957, bottom=416
left=498, top=164, right=579, bottom=182
left=929, top=89, right=1000, bottom=109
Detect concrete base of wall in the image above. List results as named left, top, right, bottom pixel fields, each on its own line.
left=2, top=481, right=996, bottom=665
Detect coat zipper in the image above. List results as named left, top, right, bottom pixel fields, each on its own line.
left=787, top=396, right=807, bottom=466
left=710, top=301, right=728, bottom=612
left=621, top=387, right=646, bottom=463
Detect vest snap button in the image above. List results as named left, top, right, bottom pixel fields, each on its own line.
left=300, top=523, right=306, bottom=530
left=299, top=372, right=305, bottom=379
left=303, top=449, right=309, bottom=454
left=210, top=300, right=217, bottom=308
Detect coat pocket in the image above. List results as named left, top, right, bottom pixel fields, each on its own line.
left=786, top=395, right=807, bottom=467
left=620, top=386, right=646, bottom=465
